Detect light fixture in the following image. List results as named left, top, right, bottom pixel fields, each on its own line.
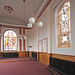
left=28, top=0, right=43, bottom=28
left=29, top=17, right=35, bottom=24
left=28, top=0, right=35, bottom=24
left=28, top=23, right=33, bottom=28
left=37, top=21, right=43, bottom=27
left=19, top=34, right=27, bottom=39
left=22, top=34, right=27, bottom=39
left=20, top=37, right=22, bottom=39
left=24, top=36, right=27, bottom=39
left=22, top=0, right=27, bottom=39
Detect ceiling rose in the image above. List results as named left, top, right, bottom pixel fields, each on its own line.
left=4, top=6, right=13, bottom=13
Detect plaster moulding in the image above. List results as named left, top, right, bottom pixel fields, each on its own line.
left=0, top=22, right=31, bottom=29
left=35, top=0, right=52, bottom=19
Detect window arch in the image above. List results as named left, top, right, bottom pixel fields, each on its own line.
left=4, top=30, right=17, bottom=51
left=57, top=1, right=71, bottom=48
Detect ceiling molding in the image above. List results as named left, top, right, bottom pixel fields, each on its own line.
left=35, top=0, right=52, bottom=19
left=0, top=22, right=31, bottom=29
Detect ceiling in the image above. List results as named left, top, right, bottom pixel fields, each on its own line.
left=0, top=0, right=44, bottom=27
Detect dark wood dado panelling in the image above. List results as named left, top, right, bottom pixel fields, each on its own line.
left=49, top=57, right=75, bottom=75
left=38, top=52, right=50, bottom=65
left=1, top=52, right=18, bottom=58
left=1, top=51, right=25, bottom=58
left=0, top=52, right=1, bottom=58
left=52, top=54, right=75, bottom=62
left=32, top=52, right=37, bottom=61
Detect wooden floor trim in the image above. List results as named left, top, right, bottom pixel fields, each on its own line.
left=0, top=59, right=32, bottom=63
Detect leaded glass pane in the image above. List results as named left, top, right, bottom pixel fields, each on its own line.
left=4, top=30, right=17, bottom=50
left=57, top=1, right=71, bottom=48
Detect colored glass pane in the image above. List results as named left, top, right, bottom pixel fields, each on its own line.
left=57, top=1, right=71, bottom=48
left=4, top=30, right=17, bottom=50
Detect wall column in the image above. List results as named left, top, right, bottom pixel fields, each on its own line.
left=23, top=29, right=25, bottom=51
left=0, top=27, right=1, bottom=58
left=19, top=29, right=22, bottom=51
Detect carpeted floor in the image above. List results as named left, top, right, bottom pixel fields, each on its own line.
left=0, top=58, right=60, bottom=75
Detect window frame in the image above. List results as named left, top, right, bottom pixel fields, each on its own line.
left=57, top=1, right=71, bottom=48
left=3, top=29, right=17, bottom=51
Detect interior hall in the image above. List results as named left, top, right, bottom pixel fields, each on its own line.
left=0, top=0, right=75, bottom=75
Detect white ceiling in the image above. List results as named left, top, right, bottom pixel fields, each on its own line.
left=0, top=0, right=44, bottom=26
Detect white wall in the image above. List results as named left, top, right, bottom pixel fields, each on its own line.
left=51, top=0, right=75, bottom=56
left=27, top=30, right=33, bottom=51
left=33, top=25, right=38, bottom=52
left=38, top=13, right=47, bottom=40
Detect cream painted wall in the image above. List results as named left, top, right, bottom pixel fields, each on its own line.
left=33, top=25, right=38, bottom=52
left=51, top=0, right=75, bottom=56
left=27, top=29, right=33, bottom=51
left=38, top=13, right=47, bottom=52
left=38, top=13, right=47, bottom=40
left=25, top=30, right=28, bottom=51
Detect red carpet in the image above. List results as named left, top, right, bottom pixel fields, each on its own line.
left=0, top=58, right=60, bottom=75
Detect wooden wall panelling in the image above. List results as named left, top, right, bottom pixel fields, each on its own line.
left=28, top=51, right=50, bottom=65
left=18, top=52, right=25, bottom=57
left=25, top=51, right=29, bottom=57
left=2, top=52, right=18, bottom=53
left=37, top=52, right=38, bottom=60
left=38, top=52, right=50, bottom=65
left=47, top=53, right=50, bottom=65
left=29, top=51, right=32, bottom=57
left=52, top=54, right=75, bottom=62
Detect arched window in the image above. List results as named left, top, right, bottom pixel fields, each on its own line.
left=57, top=1, right=71, bottom=48
left=4, top=30, right=17, bottom=51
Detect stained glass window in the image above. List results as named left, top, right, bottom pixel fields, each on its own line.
left=4, top=30, right=17, bottom=51
left=57, top=1, right=71, bottom=48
